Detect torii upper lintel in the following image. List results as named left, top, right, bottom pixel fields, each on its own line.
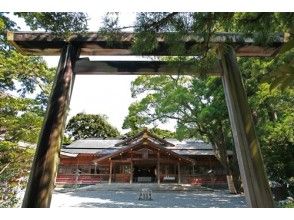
left=7, top=31, right=285, bottom=57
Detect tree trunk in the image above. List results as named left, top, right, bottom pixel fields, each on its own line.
left=213, top=140, right=241, bottom=194
left=229, top=153, right=242, bottom=194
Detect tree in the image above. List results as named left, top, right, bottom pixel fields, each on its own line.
left=0, top=13, right=54, bottom=207
left=122, top=126, right=176, bottom=139
left=238, top=56, right=294, bottom=182
left=122, top=57, right=294, bottom=191
left=14, top=12, right=88, bottom=36
left=123, top=75, right=242, bottom=192
left=66, top=113, right=120, bottom=140
left=102, top=12, right=294, bottom=90
left=110, top=12, right=294, bottom=193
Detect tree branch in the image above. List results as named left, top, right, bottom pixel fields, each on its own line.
left=0, top=162, right=11, bottom=175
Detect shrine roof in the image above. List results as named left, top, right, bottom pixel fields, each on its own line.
left=60, top=132, right=230, bottom=156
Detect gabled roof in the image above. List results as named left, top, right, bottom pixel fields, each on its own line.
left=60, top=129, right=232, bottom=156
left=115, top=128, right=174, bottom=147
left=93, top=138, right=195, bottom=165
left=64, top=138, right=121, bottom=148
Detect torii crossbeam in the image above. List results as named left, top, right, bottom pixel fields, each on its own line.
left=8, top=31, right=287, bottom=208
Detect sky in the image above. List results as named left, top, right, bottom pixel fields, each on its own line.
left=8, top=12, right=177, bottom=133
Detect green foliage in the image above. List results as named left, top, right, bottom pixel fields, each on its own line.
left=0, top=141, right=34, bottom=207
left=254, top=85, right=294, bottom=180
left=263, top=48, right=294, bottom=91
left=108, top=12, right=294, bottom=185
left=123, top=75, right=233, bottom=159
left=124, top=127, right=175, bottom=139
left=0, top=13, right=57, bottom=207
left=239, top=56, right=294, bottom=181
left=14, top=12, right=88, bottom=36
left=101, top=12, right=294, bottom=91
left=149, top=128, right=175, bottom=138
left=0, top=13, right=16, bottom=50
left=123, top=59, right=294, bottom=183
left=122, top=73, right=242, bottom=191
left=280, top=201, right=294, bottom=208
left=0, top=50, right=55, bottom=96
left=66, top=113, right=120, bottom=140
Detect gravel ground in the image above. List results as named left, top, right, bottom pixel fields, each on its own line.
left=51, top=187, right=247, bottom=208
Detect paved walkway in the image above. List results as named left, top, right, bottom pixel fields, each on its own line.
left=51, top=184, right=247, bottom=208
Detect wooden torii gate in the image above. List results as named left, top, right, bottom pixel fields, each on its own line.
left=8, top=31, right=286, bottom=208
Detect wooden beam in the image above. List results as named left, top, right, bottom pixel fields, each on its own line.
left=218, top=45, right=274, bottom=208
left=21, top=44, right=80, bottom=208
left=74, top=59, right=221, bottom=75
left=129, top=158, right=180, bottom=163
left=8, top=31, right=285, bottom=57
left=109, top=159, right=131, bottom=163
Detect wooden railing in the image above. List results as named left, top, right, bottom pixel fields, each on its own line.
left=55, top=174, right=110, bottom=185
left=55, top=173, right=228, bottom=185
left=160, top=174, right=177, bottom=183
left=113, top=174, right=130, bottom=183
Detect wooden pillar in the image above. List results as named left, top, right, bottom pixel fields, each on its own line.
left=218, top=45, right=274, bottom=208
left=157, top=151, right=160, bottom=184
left=130, top=161, right=133, bottom=184
left=109, top=160, right=113, bottom=184
left=94, top=162, right=97, bottom=174
left=177, top=162, right=181, bottom=184
left=22, top=44, right=80, bottom=208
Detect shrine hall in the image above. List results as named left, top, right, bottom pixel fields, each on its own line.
left=56, top=129, right=232, bottom=186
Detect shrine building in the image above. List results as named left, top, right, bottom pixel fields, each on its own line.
left=56, top=129, right=232, bottom=187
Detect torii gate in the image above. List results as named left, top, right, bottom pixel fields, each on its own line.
left=8, top=31, right=286, bottom=208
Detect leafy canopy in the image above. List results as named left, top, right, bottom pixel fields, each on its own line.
left=15, top=12, right=89, bottom=35
left=66, top=113, right=120, bottom=140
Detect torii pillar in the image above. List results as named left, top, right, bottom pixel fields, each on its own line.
left=22, top=44, right=80, bottom=208
left=218, top=45, right=274, bottom=208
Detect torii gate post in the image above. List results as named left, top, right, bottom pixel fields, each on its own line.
left=218, top=45, right=274, bottom=207
left=22, top=44, right=80, bottom=208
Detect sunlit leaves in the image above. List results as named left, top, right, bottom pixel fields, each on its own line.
left=263, top=48, right=294, bottom=91
left=0, top=51, right=54, bottom=96
left=0, top=141, right=34, bottom=208
left=14, top=12, right=88, bottom=37
left=65, top=113, right=120, bottom=140
left=0, top=13, right=55, bottom=207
